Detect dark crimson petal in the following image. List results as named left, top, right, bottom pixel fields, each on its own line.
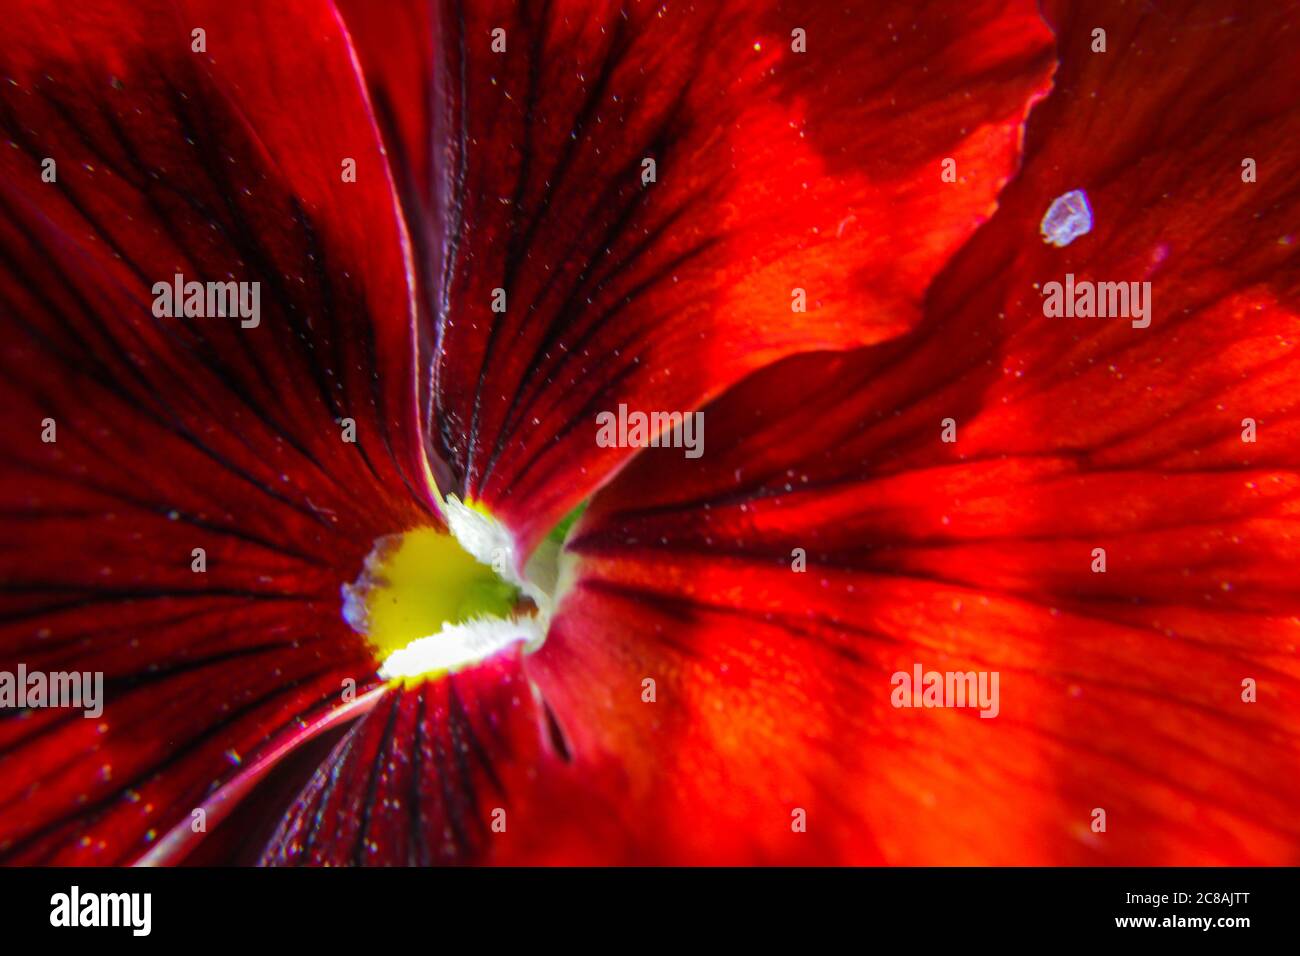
left=135, top=687, right=388, bottom=865
left=0, top=0, right=432, bottom=862
left=262, top=647, right=635, bottom=865
left=333, top=0, right=449, bottom=476
left=533, top=0, right=1300, bottom=862
left=423, top=0, right=1054, bottom=556
left=334, top=0, right=441, bottom=273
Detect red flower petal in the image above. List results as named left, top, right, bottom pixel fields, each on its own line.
left=412, top=0, right=1054, bottom=556
left=0, top=0, right=431, bottom=862
left=332, top=0, right=446, bottom=454
left=334, top=0, right=440, bottom=269
left=262, top=648, right=634, bottom=865
left=539, top=0, right=1300, bottom=863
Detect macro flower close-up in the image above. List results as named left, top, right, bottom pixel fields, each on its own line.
left=1, top=0, right=1298, bottom=874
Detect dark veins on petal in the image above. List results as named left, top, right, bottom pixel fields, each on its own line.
left=345, top=0, right=1055, bottom=558
left=0, top=1, right=428, bottom=864
left=535, top=0, right=1300, bottom=864
left=263, top=650, right=556, bottom=866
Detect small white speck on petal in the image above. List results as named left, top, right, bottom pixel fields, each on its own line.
left=1040, top=188, right=1093, bottom=247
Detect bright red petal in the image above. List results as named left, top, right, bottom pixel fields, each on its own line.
left=420, top=0, right=1054, bottom=556
left=0, top=0, right=430, bottom=862
left=531, top=0, right=1300, bottom=863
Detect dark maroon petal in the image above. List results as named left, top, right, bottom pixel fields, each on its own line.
left=0, top=0, right=432, bottom=862
left=334, top=0, right=449, bottom=465
left=262, top=648, right=634, bottom=865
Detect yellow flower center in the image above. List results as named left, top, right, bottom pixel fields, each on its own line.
left=342, top=525, right=528, bottom=682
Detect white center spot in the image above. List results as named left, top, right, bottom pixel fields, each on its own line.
left=378, top=616, right=542, bottom=680
left=443, top=494, right=518, bottom=576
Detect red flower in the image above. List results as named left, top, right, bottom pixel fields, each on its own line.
left=0, top=0, right=1296, bottom=866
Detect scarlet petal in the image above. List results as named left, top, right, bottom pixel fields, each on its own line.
left=542, top=0, right=1300, bottom=863
left=0, top=0, right=431, bottom=862
left=417, top=0, right=1054, bottom=556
